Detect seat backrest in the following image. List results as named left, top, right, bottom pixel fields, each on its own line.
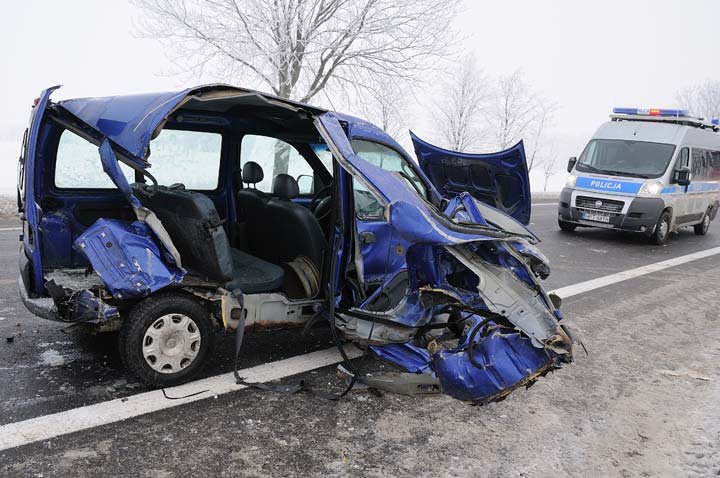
left=252, top=174, right=327, bottom=268
left=133, top=184, right=233, bottom=282
left=237, top=161, right=270, bottom=222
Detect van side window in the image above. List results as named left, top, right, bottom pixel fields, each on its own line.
left=55, top=129, right=135, bottom=189
left=148, top=129, right=222, bottom=190
left=241, top=135, right=315, bottom=194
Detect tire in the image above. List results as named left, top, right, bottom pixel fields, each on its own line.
left=694, top=211, right=711, bottom=236
left=558, top=219, right=577, bottom=232
left=650, top=210, right=671, bottom=245
left=119, top=292, right=215, bottom=387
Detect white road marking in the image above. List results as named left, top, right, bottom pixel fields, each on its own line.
left=552, top=246, right=720, bottom=299
left=0, top=227, right=21, bottom=232
left=1, top=245, right=720, bottom=451
left=0, top=345, right=361, bottom=452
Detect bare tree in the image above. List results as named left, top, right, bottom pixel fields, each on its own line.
left=485, top=70, right=554, bottom=172
left=432, top=56, right=490, bottom=151
left=133, top=0, right=459, bottom=103
left=133, top=0, right=458, bottom=173
left=541, top=151, right=558, bottom=192
left=676, top=80, right=720, bottom=121
left=354, top=79, right=406, bottom=139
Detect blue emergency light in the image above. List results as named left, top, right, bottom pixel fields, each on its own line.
left=612, top=107, right=689, bottom=117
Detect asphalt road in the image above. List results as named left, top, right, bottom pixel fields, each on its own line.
left=0, top=205, right=719, bottom=477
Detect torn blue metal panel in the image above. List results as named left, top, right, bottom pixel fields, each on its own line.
left=442, top=193, right=489, bottom=226
left=371, top=343, right=434, bottom=374
left=73, top=219, right=184, bottom=300
left=59, top=89, right=192, bottom=167
left=98, top=139, right=142, bottom=209
left=433, top=317, right=554, bottom=403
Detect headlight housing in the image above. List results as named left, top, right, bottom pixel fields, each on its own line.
left=565, top=174, right=577, bottom=189
left=638, top=180, right=663, bottom=197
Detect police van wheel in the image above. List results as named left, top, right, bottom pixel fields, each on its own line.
left=558, top=219, right=576, bottom=232
left=650, top=211, right=671, bottom=245
left=119, top=292, right=215, bottom=387
left=694, top=212, right=711, bottom=236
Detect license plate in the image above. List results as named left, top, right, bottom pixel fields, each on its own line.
left=581, top=211, right=611, bottom=223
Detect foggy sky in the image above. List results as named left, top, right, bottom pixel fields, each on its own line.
left=1, top=0, right=718, bottom=192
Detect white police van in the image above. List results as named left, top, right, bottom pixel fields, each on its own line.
left=559, top=108, right=720, bottom=244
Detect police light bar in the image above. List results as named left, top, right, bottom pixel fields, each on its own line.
left=612, top=107, right=689, bottom=117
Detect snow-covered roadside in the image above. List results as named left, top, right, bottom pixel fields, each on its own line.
left=0, top=194, right=16, bottom=218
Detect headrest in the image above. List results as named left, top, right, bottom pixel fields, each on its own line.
left=242, top=161, right=264, bottom=184
left=272, top=174, right=299, bottom=200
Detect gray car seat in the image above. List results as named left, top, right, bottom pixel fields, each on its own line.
left=133, top=184, right=284, bottom=293
left=251, top=174, right=327, bottom=270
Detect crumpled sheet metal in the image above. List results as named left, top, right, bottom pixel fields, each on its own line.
left=370, top=343, right=434, bottom=374
left=45, top=280, right=121, bottom=324
left=73, top=219, right=185, bottom=300
left=372, top=316, right=559, bottom=404
left=433, top=319, right=555, bottom=404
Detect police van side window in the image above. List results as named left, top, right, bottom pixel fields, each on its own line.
left=691, top=148, right=720, bottom=181
left=677, top=147, right=689, bottom=169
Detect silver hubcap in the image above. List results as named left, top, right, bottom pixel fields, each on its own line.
left=704, top=215, right=710, bottom=230
left=143, top=314, right=201, bottom=374
left=658, top=219, right=668, bottom=238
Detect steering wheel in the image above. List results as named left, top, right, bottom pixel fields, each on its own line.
left=309, top=183, right=333, bottom=212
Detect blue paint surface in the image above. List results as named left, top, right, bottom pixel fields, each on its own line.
left=433, top=317, right=553, bottom=402
left=575, top=176, right=642, bottom=194
left=662, top=182, right=720, bottom=194
left=23, top=86, right=61, bottom=295
left=371, top=343, right=434, bottom=374
left=412, top=132, right=531, bottom=225
left=73, top=219, right=185, bottom=299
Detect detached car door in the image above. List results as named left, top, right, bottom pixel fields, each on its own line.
left=411, top=132, right=532, bottom=225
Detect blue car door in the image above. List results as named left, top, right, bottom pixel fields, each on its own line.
left=19, top=86, right=61, bottom=295
left=411, top=132, right=532, bottom=225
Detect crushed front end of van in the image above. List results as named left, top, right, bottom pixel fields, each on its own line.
left=18, top=85, right=574, bottom=404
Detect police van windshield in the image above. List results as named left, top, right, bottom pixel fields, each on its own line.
left=575, top=139, right=676, bottom=179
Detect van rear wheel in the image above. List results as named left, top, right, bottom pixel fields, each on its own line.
left=694, top=212, right=711, bottom=236
left=119, top=292, right=214, bottom=387
left=650, top=211, right=671, bottom=245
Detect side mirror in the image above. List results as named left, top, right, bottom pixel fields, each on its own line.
left=567, top=156, right=577, bottom=173
left=296, top=174, right=314, bottom=195
left=674, top=167, right=691, bottom=186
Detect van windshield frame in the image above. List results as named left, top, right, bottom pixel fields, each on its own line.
left=575, top=139, right=677, bottom=179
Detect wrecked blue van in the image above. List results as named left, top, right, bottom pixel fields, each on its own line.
left=17, top=84, right=574, bottom=403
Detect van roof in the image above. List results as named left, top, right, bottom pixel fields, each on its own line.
left=593, top=119, right=720, bottom=150
left=51, top=84, right=403, bottom=169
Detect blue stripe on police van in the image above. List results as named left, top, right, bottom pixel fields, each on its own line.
left=661, top=182, right=720, bottom=195
left=575, top=176, right=642, bottom=194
